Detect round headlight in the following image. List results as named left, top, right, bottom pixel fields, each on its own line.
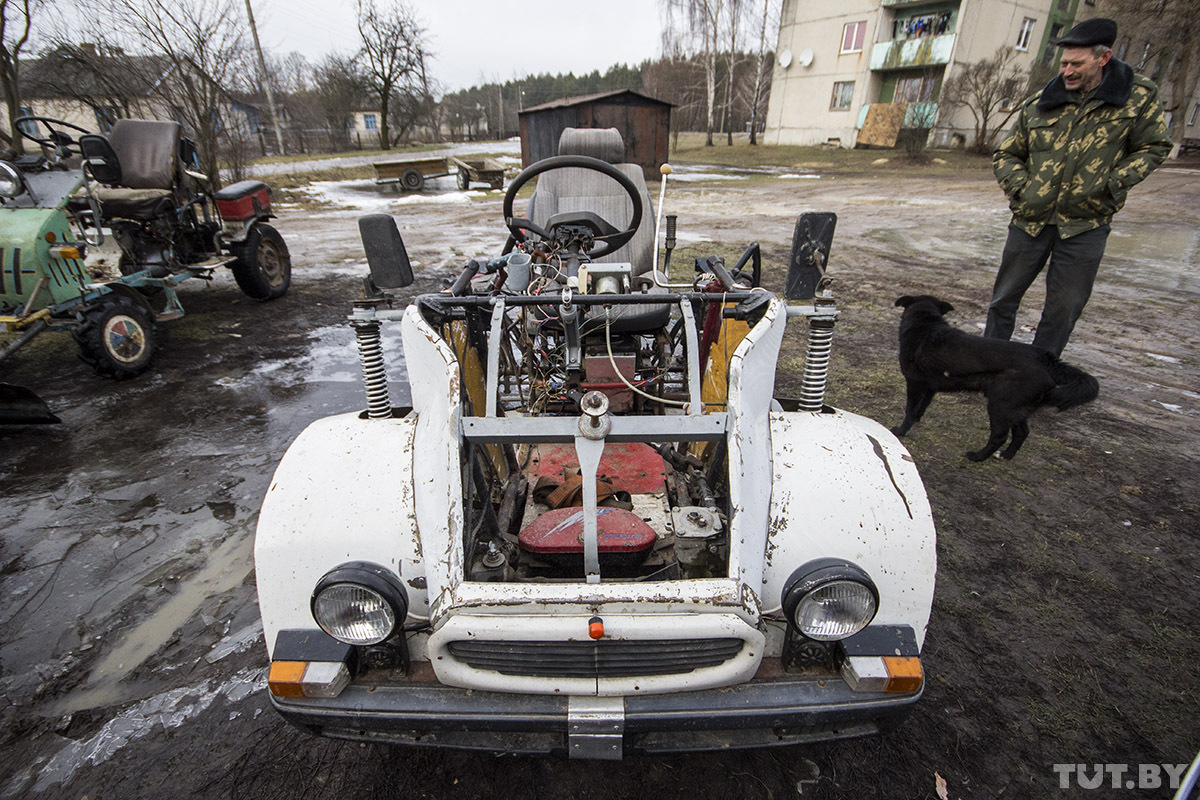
left=311, top=562, right=408, bottom=646
left=0, top=162, right=24, bottom=198
left=782, top=559, right=879, bottom=641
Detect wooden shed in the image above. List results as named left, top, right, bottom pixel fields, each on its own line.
left=518, top=90, right=672, bottom=180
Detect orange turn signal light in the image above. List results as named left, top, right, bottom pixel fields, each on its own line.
left=882, top=656, right=923, bottom=693
left=588, top=616, right=604, bottom=640
left=268, top=660, right=308, bottom=698
left=49, top=244, right=83, bottom=260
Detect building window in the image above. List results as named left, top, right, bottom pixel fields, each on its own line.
left=1016, top=18, right=1036, bottom=51
left=895, top=75, right=936, bottom=103
left=17, top=106, right=36, bottom=136
left=364, top=113, right=377, bottom=130
left=841, top=21, right=866, bottom=53
left=893, top=11, right=952, bottom=40
left=1189, top=103, right=1198, bottom=126
left=830, top=81, right=855, bottom=111
left=94, top=107, right=116, bottom=133
left=1042, top=24, right=1063, bottom=64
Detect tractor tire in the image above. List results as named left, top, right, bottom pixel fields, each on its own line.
left=73, top=297, right=157, bottom=380
left=456, top=169, right=470, bottom=191
left=401, top=169, right=424, bottom=191
left=230, top=223, right=291, bottom=300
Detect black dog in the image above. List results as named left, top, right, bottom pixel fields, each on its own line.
left=892, top=295, right=1099, bottom=461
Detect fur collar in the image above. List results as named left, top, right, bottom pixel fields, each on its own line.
left=1036, top=58, right=1135, bottom=111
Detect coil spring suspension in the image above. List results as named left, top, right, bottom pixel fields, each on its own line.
left=799, top=317, right=834, bottom=412
left=353, top=319, right=392, bottom=419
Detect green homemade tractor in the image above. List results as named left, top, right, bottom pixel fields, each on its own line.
left=0, top=116, right=291, bottom=424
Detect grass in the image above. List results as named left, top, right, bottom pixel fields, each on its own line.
left=668, top=131, right=993, bottom=175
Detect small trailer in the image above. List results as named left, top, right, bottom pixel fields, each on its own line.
left=372, top=155, right=505, bottom=192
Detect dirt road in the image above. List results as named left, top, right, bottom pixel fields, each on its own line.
left=2, top=155, right=1197, bottom=799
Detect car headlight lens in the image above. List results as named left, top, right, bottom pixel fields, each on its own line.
left=311, top=562, right=408, bottom=646
left=782, top=559, right=879, bottom=641
left=793, top=580, right=877, bottom=640
left=0, top=162, right=23, bottom=197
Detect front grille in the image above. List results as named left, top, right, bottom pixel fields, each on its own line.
left=446, top=638, right=745, bottom=678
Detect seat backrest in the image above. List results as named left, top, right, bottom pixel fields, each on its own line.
left=106, top=119, right=182, bottom=190
left=529, top=127, right=655, bottom=274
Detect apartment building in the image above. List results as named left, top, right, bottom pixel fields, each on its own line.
left=765, top=0, right=1084, bottom=149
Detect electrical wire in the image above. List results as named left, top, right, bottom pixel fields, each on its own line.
left=604, top=308, right=688, bottom=408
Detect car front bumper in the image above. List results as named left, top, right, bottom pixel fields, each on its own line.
left=271, top=673, right=922, bottom=758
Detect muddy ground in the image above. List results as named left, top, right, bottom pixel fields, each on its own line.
left=1, top=148, right=1197, bottom=799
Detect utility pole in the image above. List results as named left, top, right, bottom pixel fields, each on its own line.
left=243, top=0, right=286, bottom=155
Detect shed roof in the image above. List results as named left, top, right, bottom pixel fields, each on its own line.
left=518, top=89, right=673, bottom=115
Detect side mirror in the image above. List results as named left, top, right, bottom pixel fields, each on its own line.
left=785, top=212, right=837, bottom=300
left=358, top=214, right=414, bottom=290
left=78, top=134, right=122, bottom=185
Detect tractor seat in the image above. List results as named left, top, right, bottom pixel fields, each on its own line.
left=529, top=127, right=670, bottom=334
left=83, top=119, right=183, bottom=220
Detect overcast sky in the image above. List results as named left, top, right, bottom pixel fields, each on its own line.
left=251, top=0, right=667, bottom=91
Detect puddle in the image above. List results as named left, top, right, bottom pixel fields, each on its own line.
left=49, top=527, right=255, bottom=715
left=1104, top=225, right=1200, bottom=295
left=6, top=668, right=265, bottom=796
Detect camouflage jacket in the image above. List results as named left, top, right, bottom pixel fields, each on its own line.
left=993, top=59, right=1171, bottom=239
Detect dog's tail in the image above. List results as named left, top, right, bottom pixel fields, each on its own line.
left=1041, top=353, right=1099, bottom=411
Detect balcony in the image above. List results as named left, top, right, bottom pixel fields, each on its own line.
left=870, top=33, right=956, bottom=70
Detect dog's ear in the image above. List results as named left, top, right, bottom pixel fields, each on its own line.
left=937, top=299, right=954, bottom=315
left=895, top=295, right=915, bottom=308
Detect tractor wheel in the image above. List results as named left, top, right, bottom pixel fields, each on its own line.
left=456, top=169, right=470, bottom=191
left=401, top=169, right=424, bottom=191
left=73, top=297, right=158, bottom=380
left=230, top=223, right=291, bottom=300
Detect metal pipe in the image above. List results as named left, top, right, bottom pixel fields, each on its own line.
left=0, top=319, right=48, bottom=363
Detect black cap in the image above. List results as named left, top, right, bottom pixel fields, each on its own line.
left=1054, top=18, right=1117, bottom=48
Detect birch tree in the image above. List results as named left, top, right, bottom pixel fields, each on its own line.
left=663, top=0, right=726, bottom=146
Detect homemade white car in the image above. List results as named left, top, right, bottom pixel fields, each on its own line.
left=254, top=129, right=936, bottom=758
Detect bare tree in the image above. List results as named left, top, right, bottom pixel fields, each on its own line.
left=356, top=0, right=430, bottom=150
left=939, top=47, right=1027, bottom=154
left=663, top=0, right=726, bottom=146
left=0, top=0, right=37, bottom=151
left=67, top=0, right=251, bottom=185
left=746, top=0, right=777, bottom=145
left=1097, top=0, right=1198, bottom=153
left=311, top=53, right=366, bottom=145
left=720, top=0, right=743, bottom=145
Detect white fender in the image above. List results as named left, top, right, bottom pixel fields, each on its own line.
left=254, top=412, right=424, bottom=657
left=763, top=409, right=937, bottom=648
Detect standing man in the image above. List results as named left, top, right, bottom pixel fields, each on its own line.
left=986, top=18, right=1171, bottom=356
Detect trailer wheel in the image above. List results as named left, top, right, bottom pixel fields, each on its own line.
left=73, top=297, right=157, bottom=379
left=457, top=169, right=470, bottom=191
left=231, top=223, right=291, bottom=300
left=401, top=169, right=424, bottom=191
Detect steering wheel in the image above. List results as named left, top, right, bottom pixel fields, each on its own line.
left=503, top=155, right=643, bottom=259
left=13, top=116, right=92, bottom=154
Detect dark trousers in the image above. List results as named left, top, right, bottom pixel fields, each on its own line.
left=984, top=223, right=1110, bottom=356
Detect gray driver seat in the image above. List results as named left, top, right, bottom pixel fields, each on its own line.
left=91, top=119, right=184, bottom=220
left=529, top=127, right=668, bottom=333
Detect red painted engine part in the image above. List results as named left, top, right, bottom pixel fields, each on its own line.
left=519, top=507, right=657, bottom=565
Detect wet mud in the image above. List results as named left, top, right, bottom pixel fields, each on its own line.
left=1, top=155, right=1197, bottom=799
